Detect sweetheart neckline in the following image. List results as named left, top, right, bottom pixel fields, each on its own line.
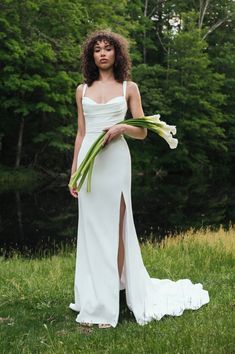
left=82, top=96, right=126, bottom=105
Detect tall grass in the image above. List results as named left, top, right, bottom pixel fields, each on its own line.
left=0, top=227, right=234, bottom=354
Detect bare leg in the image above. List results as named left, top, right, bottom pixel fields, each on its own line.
left=99, top=194, right=125, bottom=330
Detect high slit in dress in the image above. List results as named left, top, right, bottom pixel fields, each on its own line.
left=69, top=81, right=209, bottom=327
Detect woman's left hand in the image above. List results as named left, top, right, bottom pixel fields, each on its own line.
left=102, top=124, right=126, bottom=146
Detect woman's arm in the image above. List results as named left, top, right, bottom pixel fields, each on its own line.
left=102, top=81, right=147, bottom=146
left=123, top=81, right=147, bottom=139
left=69, top=84, right=86, bottom=198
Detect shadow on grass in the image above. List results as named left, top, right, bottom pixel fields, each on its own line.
left=118, top=289, right=136, bottom=324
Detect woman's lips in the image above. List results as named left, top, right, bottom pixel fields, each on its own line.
left=100, top=59, right=108, bottom=63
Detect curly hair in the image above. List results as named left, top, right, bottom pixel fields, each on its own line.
left=80, top=29, right=132, bottom=86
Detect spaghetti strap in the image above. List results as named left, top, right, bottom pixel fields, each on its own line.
left=82, top=83, right=87, bottom=97
left=69, top=76, right=210, bottom=328
left=123, top=80, right=127, bottom=98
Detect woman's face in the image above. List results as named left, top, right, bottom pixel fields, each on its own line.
left=93, top=39, right=115, bottom=70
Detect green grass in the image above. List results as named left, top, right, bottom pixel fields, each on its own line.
left=0, top=227, right=234, bottom=354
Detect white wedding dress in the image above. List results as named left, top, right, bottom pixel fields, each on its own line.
left=69, top=81, right=209, bottom=327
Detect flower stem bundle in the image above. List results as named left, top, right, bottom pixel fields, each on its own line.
left=68, top=115, right=178, bottom=193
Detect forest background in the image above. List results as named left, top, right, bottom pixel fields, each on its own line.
left=0, top=0, right=234, bottom=180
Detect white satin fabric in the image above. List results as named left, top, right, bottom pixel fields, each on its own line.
left=69, top=81, right=209, bottom=327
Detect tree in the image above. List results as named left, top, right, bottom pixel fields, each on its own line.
left=0, top=0, right=83, bottom=168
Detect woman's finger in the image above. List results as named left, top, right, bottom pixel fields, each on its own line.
left=107, top=134, right=113, bottom=143
left=69, top=188, right=78, bottom=198
left=103, top=133, right=110, bottom=146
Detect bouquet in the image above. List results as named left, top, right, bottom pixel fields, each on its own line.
left=68, top=114, right=178, bottom=193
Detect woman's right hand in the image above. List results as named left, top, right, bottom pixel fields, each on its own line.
left=69, top=186, right=78, bottom=198
left=69, top=173, right=78, bottom=198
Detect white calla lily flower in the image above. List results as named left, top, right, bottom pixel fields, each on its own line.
left=158, top=128, right=178, bottom=149
left=68, top=114, right=179, bottom=192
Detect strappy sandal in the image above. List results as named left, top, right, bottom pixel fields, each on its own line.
left=98, top=323, right=112, bottom=329
left=80, top=322, right=93, bottom=327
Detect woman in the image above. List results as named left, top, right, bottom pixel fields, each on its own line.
left=69, top=30, right=209, bottom=329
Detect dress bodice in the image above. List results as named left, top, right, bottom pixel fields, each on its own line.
left=82, top=81, right=128, bottom=133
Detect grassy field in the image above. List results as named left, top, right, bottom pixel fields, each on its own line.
left=0, top=227, right=234, bottom=354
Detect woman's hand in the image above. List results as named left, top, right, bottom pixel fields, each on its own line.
left=102, top=124, right=126, bottom=146
left=69, top=186, right=78, bottom=198
left=69, top=174, right=78, bottom=198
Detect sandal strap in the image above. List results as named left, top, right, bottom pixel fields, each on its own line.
left=98, top=323, right=112, bottom=328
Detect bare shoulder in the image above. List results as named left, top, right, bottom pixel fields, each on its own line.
left=126, top=80, right=139, bottom=92
left=76, top=83, right=84, bottom=96
left=126, top=81, right=141, bottom=101
left=75, top=83, right=86, bottom=104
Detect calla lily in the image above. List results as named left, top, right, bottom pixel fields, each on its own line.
left=68, top=114, right=178, bottom=192
left=158, top=129, right=178, bottom=149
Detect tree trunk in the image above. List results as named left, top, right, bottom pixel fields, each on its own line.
left=15, top=116, right=24, bottom=168
left=143, top=0, right=149, bottom=63
left=198, top=0, right=210, bottom=30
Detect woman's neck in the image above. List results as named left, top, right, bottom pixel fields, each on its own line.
left=98, top=69, right=115, bottom=83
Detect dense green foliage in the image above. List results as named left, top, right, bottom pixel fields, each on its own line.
left=0, top=228, right=234, bottom=353
left=0, top=0, right=234, bottom=176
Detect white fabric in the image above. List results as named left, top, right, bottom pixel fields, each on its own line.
left=69, top=81, right=209, bottom=327
left=123, top=80, right=127, bottom=97
left=82, top=83, right=87, bottom=97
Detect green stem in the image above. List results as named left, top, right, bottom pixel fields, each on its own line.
left=68, top=116, right=177, bottom=192
left=87, top=158, right=95, bottom=192
left=69, top=133, right=105, bottom=189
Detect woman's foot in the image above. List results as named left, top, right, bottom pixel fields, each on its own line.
left=98, top=323, right=112, bottom=329
left=81, top=322, right=93, bottom=327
